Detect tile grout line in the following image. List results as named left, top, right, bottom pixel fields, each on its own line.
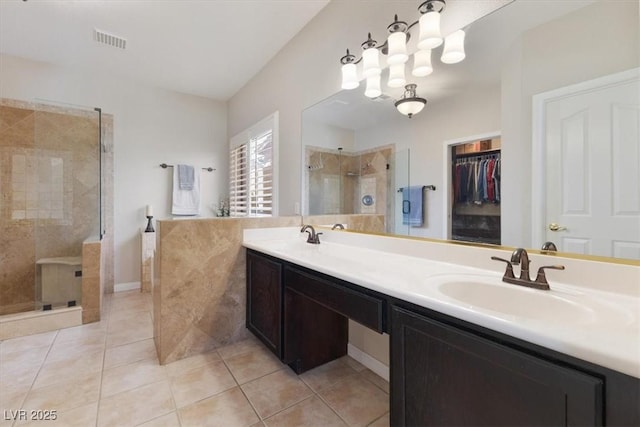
left=94, top=295, right=113, bottom=427
left=261, top=394, right=318, bottom=426
left=312, top=382, right=354, bottom=427
left=15, top=330, right=60, bottom=427
left=217, top=350, right=264, bottom=423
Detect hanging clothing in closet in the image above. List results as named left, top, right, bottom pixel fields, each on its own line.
left=454, top=155, right=501, bottom=204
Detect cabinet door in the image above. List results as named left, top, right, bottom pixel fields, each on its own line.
left=246, top=250, right=282, bottom=358
left=391, top=306, right=603, bottom=427
left=284, top=286, right=348, bottom=374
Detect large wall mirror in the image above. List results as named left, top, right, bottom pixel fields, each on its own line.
left=301, top=0, right=639, bottom=262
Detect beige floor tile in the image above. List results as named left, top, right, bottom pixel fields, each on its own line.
left=22, top=372, right=101, bottom=414
left=19, top=402, right=98, bottom=426
left=107, top=311, right=152, bottom=332
left=97, top=380, right=174, bottom=427
left=0, top=331, right=57, bottom=355
left=108, top=296, right=151, bottom=315
left=138, top=411, right=180, bottom=427
left=165, top=349, right=221, bottom=378
left=178, top=387, right=259, bottom=427
left=110, top=290, right=141, bottom=300
left=224, top=346, right=284, bottom=385
left=241, top=368, right=313, bottom=419
left=105, top=315, right=153, bottom=348
left=299, top=358, right=358, bottom=392
left=33, top=349, right=104, bottom=389
left=0, top=345, right=50, bottom=376
left=54, top=321, right=107, bottom=344
left=0, top=365, right=39, bottom=396
left=340, top=355, right=366, bottom=372
left=0, top=347, right=49, bottom=393
left=107, top=307, right=152, bottom=324
left=103, top=338, right=157, bottom=369
left=101, top=357, right=167, bottom=398
left=217, top=337, right=264, bottom=360
left=359, top=369, right=389, bottom=394
left=317, top=374, right=389, bottom=427
left=170, top=360, right=237, bottom=408
left=263, top=396, right=346, bottom=427
left=1, top=387, right=28, bottom=416
left=368, top=412, right=390, bottom=427
left=45, top=334, right=106, bottom=363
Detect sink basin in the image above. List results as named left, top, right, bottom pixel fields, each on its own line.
left=432, top=274, right=597, bottom=324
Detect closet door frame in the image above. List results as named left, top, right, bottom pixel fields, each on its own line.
left=441, top=131, right=502, bottom=240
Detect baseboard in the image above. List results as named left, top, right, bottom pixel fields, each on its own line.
left=114, top=281, right=141, bottom=292
left=347, top=343, right=389, bottom=381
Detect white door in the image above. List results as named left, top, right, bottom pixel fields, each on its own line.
left=543, top=74, right=640, bottom=259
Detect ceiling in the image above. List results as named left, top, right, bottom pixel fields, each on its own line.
left=0, top=0, right=329, bottom=100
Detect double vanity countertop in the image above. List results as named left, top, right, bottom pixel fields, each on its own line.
left=243, top=227, right=640, bottom=379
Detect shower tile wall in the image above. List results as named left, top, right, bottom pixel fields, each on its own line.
left=307, top=146, right=392, bottom=219
left=0, top=100, right=111, bottom=316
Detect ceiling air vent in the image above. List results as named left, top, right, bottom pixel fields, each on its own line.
left=94, top=29, right=127, bottom=50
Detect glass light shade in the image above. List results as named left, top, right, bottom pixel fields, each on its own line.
left=362, top=48, right=381, bottom=78
left=387, top=64, right=406, bottom=88
left=441, top=29, right=466, bottom=64
left=417, top=11, right=443, bottom=50
left=364, top=75, right=382, bottom=98
left=412, top=49, right=433, bottom=77
left=341, top=63, right=359, bottom=90
left=396, top=99, right=426, bottom=117
left=387, top=32, right=408, bottom=65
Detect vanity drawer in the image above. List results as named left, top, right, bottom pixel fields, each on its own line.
left=284, top=265, right=385, bottom=333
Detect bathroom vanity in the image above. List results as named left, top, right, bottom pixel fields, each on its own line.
left=244, top=228, right=640, bottom=426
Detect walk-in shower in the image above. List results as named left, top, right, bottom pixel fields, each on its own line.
left=0, top=99, right=104, bottom=321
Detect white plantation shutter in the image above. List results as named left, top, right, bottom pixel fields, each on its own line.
left=249, top=130, right=273, bottom=216
left=229, top=144, right=248, bottom=216
left=229, top=112, right=278, bottom=217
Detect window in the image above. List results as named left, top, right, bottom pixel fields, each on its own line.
left=229, top=112, right=278, bottom=217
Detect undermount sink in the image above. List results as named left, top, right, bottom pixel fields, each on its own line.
left=432, top=274, right=597, bottom=324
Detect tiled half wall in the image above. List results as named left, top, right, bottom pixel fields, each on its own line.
left=154, top=214, right=384, bottom=364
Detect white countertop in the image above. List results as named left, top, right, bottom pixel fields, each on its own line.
left=243, top=227, right=640, bottom=379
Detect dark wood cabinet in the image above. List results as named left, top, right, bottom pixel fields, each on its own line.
left=245, top=250, right=351, bottom=372
left=246, top=250, right=283, bottom=358
left=390, top=305, right=603, bottom=426
left=246, top=249, right=639, bottom=426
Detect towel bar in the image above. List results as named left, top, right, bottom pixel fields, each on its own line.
left=160, top=163, right=215, bottom=172
left=397, top=185, right=436, bottom=193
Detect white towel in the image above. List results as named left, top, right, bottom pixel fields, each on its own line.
left=171, top=166, right=200, bottom=215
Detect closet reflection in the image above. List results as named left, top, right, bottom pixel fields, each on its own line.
left=451, top=138, right=501, bottom=245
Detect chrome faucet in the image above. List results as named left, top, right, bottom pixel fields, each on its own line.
left=300, top=225, right=322, bottom=244
left=491, top=248, right=564, bottom=291
left=331, top=223, right=345, bottom=230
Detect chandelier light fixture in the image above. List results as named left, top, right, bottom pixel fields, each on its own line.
left=339, top=0, right=466, bottom=118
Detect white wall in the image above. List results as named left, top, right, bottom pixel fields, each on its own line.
left=0, top=54, right=228, bottom=286
left=302, top=119, right=354, bottom=151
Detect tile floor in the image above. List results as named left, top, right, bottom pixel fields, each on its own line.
left=0, top=290, right=390, bottom=427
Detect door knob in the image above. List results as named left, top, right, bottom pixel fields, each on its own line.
left=548, top=223, right=567, bottom=232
